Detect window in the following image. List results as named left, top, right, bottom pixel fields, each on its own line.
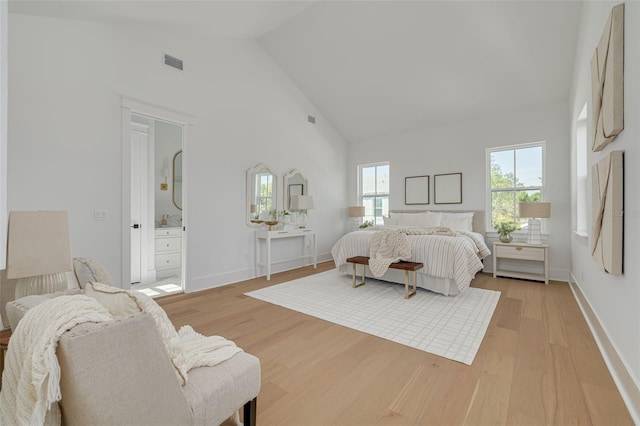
left=358, top=162, right=389, bottom=225
left=576, top=104, right=588, bottom=236
left=487, top=142, right=545, bottom=231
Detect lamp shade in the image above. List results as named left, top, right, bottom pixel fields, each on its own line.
left=6, top=211, right=73, bottom=279
left=519, top=202, right=551, bottom=219
left=290, top=195, right=314, bottom=211
left=348, top=206, right=365, bottom=218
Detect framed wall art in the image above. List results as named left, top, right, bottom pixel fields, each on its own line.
left=591, top=3, right=624, bottom=152
left=405, top=175, right=429, bottom=205
left=434, top=173, right=462, bottom=204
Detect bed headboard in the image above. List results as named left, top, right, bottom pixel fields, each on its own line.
left=389, top=210, right=486, bottom=235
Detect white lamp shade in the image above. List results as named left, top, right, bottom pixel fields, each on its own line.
left=519, top=202, right=551, bottom=219
left=348, top=206, right=365, bottom=218
left=290, top=195, right=314, bottom=211
left=6, top=211, right=73, bottom=279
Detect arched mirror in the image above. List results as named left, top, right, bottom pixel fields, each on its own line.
left=172, top=150, right=183, bottom=210
left=283, top=169, right=308, bottom=211
left=246, top=163, right=278, bottom=226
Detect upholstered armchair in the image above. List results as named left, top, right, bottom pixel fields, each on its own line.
left=56, top=312, right=260, bottom=426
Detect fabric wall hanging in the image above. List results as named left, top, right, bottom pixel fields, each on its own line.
left=591, top=150, right=623, bottom=275
left=591, top=3, right=624, bottom=152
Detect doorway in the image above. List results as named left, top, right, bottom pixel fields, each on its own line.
left=121, top=96, right=193, bottom=295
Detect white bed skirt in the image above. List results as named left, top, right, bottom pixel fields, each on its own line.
left=337, top=264, right=461, bottom=296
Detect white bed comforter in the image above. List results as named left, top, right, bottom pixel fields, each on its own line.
left=331, top=226, right=491, bottom=293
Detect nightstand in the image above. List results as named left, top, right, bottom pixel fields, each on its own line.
left=493, top=242, right=548, bottom=284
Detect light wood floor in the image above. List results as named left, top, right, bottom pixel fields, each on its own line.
left=158, top=263, right=633, bottom=425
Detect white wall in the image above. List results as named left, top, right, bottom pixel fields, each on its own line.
left=569, top=1, right=640, bottom=421
left=8, top=14, right=348, bottom=291
left=347, top=102, right=571, bottom=281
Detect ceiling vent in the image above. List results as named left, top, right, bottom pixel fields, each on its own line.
left=163, top=53, right=183, bottom=71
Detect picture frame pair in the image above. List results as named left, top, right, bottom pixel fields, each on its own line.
left=405, top=173, right=462, bottom=205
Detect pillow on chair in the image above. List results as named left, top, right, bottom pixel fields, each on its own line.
left=74, top=258, right=115, bottom=289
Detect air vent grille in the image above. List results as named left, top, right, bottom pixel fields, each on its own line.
left=164, top=53, right=183, bottom=71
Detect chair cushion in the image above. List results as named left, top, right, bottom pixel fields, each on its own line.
left=182, top=352, right=261, bottom=426
left=5, top=289, right=83, bottom=331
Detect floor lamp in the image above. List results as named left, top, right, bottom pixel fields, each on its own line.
left=6, top=211, right=73, bottom=298
left=519, top=202, right=551, bottom=245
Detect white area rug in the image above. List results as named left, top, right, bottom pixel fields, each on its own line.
left=246, top=270, right=500, bottom=365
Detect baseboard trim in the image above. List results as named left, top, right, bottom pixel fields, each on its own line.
left=569, top=273, right=640, bottom=424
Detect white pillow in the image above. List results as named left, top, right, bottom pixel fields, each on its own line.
left=394, top=212, right=442, bottom=227
left=382, top=216, right=399, bottom=226
left=441, top=212, right=474, bottom=231
left=85, top=282, right=142, bottom=318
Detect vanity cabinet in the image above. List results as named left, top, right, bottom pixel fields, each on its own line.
left=155, top=227, right=182, bottom=278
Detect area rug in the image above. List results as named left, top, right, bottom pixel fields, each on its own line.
left=245, top=269, right=500, bottom=365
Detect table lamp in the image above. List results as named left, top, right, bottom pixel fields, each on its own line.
left=290, top=195, right=314, bottom=228
left=6, top=211, right=73, bottom=298
left=348, top=206, right=365, bottom=231
left=519, top=202, right=551, bottom=245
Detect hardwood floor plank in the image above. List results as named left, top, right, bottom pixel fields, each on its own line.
left=495, top=297, right=523, bottom=331
left=157, top=267, right=633, bottom=425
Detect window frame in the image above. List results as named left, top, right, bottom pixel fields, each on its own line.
left=486, top=141, right=547, bottom=234
left=357, top=161, right=390, bottom=225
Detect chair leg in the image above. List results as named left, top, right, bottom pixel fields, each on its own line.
left=243, top=397, right=257, bottom=426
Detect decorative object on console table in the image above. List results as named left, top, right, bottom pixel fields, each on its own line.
left=6, top=211, right=73, bottom=298
left=519, top=202, right=551, bottom=245
left=348, top=206, right=365, bottom=231
left=434, top=173, right=462, bottom=204
left=290, top=195, right=314, bottom=228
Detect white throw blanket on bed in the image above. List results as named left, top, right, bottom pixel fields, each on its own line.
left=0, top=285, right=243, bottom=425
left=369, top=227, right=459, bottom=277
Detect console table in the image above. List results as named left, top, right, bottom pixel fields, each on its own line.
left=255, top=228, right=317, bottom=280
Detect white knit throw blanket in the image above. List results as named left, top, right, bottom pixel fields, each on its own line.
left=369, top=227, right=459, bottom=276
left=0, top=285, right=243, bottom=425
left=91, top=282, right=243, bottom=385
left=0, top=295, right=112, bottom=426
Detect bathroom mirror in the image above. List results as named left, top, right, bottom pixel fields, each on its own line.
left=283, top=169, right=308, bottom=211
left=172, top=150, right=183, bottom=210
left=246, top=163, right=277, bottom=226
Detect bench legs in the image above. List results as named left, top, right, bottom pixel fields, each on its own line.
left=404, top=270, right=417, bottom=299
left=243, top=397, right=257, bottom=426
left=352, top=262, right=366, bottom=288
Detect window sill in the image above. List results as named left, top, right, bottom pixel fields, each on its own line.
left=573, top=231, right=588, bottom=245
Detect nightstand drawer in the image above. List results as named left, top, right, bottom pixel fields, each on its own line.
left=496, top=245, right=545, bottom=261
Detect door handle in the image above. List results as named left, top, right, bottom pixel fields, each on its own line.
left=131, top=224, right=140, bottom=229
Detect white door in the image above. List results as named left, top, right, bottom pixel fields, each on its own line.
left=130, top=125, right=149, bottom=284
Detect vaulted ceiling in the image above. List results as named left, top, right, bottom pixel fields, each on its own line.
left=9, top=0, right=583, bottom=142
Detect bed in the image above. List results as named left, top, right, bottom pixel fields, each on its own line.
left=331, top=210, right=491, bottom=296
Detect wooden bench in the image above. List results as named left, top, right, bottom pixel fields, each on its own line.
left=346, top=256, right=423, bottom=299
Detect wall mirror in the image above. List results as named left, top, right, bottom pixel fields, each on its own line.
left=172, top=150, right=183, bottom=210
left=246, top=163, right=277, bottom=226
left=283, top=169, right=308, bottom=211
